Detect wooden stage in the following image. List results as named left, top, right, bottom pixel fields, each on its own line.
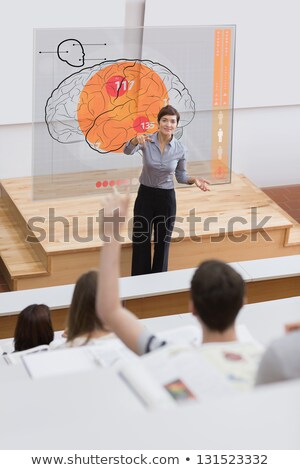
left=0, top=171, right=300, bottom=290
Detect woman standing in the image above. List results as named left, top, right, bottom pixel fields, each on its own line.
left=124, top=105, right=209, bottom=276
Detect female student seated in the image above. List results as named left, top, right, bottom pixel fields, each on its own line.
left=60, top=270, right=112, bottom=348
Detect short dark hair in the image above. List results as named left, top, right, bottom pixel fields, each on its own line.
left=67, top=270, right=106, bottom=343
left=14, top=304, right=54, bottom=352
left=191, top=260, right=245, bottom=332
left=157, top=105, right=180, bottom=124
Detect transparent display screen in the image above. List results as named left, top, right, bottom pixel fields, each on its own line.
left=33, top=25, right=235, bottom=199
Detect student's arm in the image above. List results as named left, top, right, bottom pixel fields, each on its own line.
left=96, top=192, right=145, bottom=355
left=285, top=321, right=300, bottom=333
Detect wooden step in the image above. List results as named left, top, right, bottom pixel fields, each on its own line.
left=0, top=182, right=49, bottom=269
left=267, top=203, right=300, bottom=247
left=0, top=198, right=48, bottom=290
left=287, top=225, right=300, bottom=246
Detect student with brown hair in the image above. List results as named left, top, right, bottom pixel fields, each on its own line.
left=62, top=270, right=111, bottom=348
left=14, top=304, right=54, bottom=352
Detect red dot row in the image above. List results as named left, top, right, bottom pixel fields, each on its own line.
left=95, top=179, right=130, bottom=188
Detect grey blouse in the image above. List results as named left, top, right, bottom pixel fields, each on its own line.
left=123, top=132, right=190, bottom=189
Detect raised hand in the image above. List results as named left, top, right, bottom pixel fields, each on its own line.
left=101, top=188, right=130, bottom=240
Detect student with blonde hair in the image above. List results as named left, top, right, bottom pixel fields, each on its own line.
left=62, top=270, right=111, bottom=348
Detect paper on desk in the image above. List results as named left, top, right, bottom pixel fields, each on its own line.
left=142, top=345, right=235, bottom=402
left=22, top=348, right=98, bottom=378
left=115, top=344, right=235, bottom=410
left=117, top=359, right=176, bottom=410
left=156, top=325, right=201, bottom=346
left=88, top=339, right=137, bottom=367
left=154, top=323, right=262, bottom=348
left=4, top=345, right=50, bottom=366
left=22, top=339, right=138, bottom=379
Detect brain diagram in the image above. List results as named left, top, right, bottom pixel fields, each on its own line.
left=46, top=59, right=195, bottom=154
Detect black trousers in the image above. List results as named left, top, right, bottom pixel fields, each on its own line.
left=131, top=185, right=176, bottom=276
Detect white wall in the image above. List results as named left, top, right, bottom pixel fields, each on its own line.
left=232, top=105, right=300, bottom=187
left=0, top=0, right=126, bottom=125
left=0, top=0, right=299, bottom=187
left=0, top=124, right=33, bottom=179
left=145, top=0, right=300, bottom=109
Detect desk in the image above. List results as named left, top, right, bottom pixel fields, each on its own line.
left=0, top=366, right=299, bottom=449
left=0, top=356, right=29, bottom=381
left=1, top=296, right=300, bottom=355
left=238, top=296, right=300, bottom=346
left=1, top=255, right=300, bottom=337
left=1, top=298, right=300, bottom=449
left=142, top=296, right=300, bottom=347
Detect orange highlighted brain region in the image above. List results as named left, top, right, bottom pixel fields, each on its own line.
left=77, top=61, right=168, bottom=153
left=45, top=59, right=195, bottom=154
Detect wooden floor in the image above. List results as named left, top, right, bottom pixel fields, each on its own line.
left=0, top=172, right=300, bottom=290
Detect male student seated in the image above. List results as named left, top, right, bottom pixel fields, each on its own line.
left=97, top=191, right=262, bottom=388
